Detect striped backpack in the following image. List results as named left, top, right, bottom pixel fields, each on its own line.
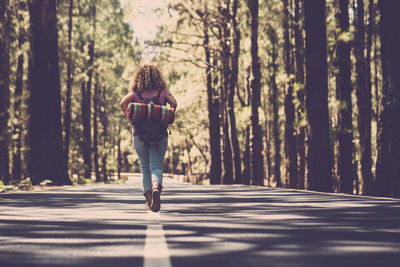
left=127, top=90, right=172, bottom=143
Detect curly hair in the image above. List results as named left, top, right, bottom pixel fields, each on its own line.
left=129, top=65, right=167, bottom=93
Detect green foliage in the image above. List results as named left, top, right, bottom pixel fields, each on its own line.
left=2, top=0, right=385, bottom=192
left=76, top=177, right=93, bottom=185
left=337, top=31, right=354, bottom=43
left=56, top=0, right=141, bottom=176
left=18, top=177, right=32, bottom=191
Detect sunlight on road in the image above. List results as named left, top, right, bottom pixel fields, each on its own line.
left=0, top=177, right=400, bottom=266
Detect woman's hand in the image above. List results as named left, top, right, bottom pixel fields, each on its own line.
left=166, top=91, right=177, bottom=110
left=128, top=118, right=136, bottom=126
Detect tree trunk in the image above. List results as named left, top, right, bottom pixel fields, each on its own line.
left=63, top=0, right=73, bottom=168
left=81, top=2, right=96, bottom=179
left=375, top=0, right=400, bottom=197
left=201, top=6, right=221, bottom=185
left=366, top=0, right=374, bottom=120
left=242, top=67, right=251, bottom=185
left=81, top=80, right=92, bottom=179
left=101, top=86, right=108, bottom=182
left=247, top=0, right=264, bottom=186
left=367, top=0, right=375, bottom=185
left=242, top=127, right=251, bottom=186
left=336, top=0, right=354, bottom=194
left=172, top=149, right=180, bottom=175
left=28, top=0, right=70, bottom=185
left=294, top=0, right=305, bottom=189
left=355, top=0, right=373, bottom=195
left=353, top=145, right=360, bottom=195
left=375, top=7, right=389, bottom=196
left=229, top=0, right=242, bottom=184
left=185, top=139, right=194, bottom=176
left=282, top=0, right=298, bottom=189
left=0, top=0, right=11, bottom=184
left=221, top=91, right=233, bottom=184
left=219, top=2, right=234, bottom=185
left=373, top=13, right=379, bottom=124
left=12, top=24, right=25, bottom=181
left=262, top=50, right=272, bottom=186
left=303, top=0, right=332, bottom=192
left=373, top=9, right=380, bottom=175
left=269, top=29, right=282, bottom=188
left=93, top=76, right=100, bottom=182
left=117, top=122, right=121, bottom=180
left=102, top=154, right=107, bottom=183
left=264, top=90, right=272, bottom=187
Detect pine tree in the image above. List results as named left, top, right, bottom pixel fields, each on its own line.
left=375, top=0, right=400, bottom=197
left=336, top=0, right=354, bottom=193
left=0, top=0, right=11, bottom=184
left=28, top=0, right=71, bottom=185
left=247, top=0, right=264, bottom=185
left=304, top=0, right=333, bottom=192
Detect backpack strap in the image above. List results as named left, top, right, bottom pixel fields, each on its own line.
left=155, top=90, right=162, bottom=105
left=135, top=90, right=163, bottom=104
left=136, top=91, right=145, bottom=102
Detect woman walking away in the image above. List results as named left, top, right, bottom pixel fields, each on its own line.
left=120, top=65, right=177, bottom=212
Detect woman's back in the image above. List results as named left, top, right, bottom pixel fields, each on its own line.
left=131, top=89, right=169, bottom=106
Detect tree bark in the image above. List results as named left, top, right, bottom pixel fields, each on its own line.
left=81, top=1, right=96, bottom=179
left=28, top=0, right=71, bottom=185
left=172, top=148, right=180, bottom=175
left=229, top=0, right=242, bottom=184
left=93, top=76, right=100, bottom=182
left=355, top=0, right=373, bottom=195
left=242, top=67, right=251, bottom=185
left=247, top=0, right=264, bottom=186
left=63, top=0, right=73, bottom=169
left=219, top=2, right=234, bottom=185
left=12, top=19, right=25, bottom=181
left=0, top=0, right=11, bottom=184
left=201, top=6, right=222, bottom=185
left=367, top=0, right=376, bottom=188
left=269, top=29, right=282, bottom=188
left=294, top=0, right=305, bottom=189
left=101, top=86, right=108, bottom=182
left=243, top=126, right=251, bottom=185
left=366, top=0, right=374, bottom=118
left=375, top=7, right=389, bottom=196
left=303, top=0, right=333, bottom=192
left=264, top=87, right=272, bottom=187
left=185, top=139, right=194, bottom=176
left=282, top=0, right=298, bottom=189
left=336, top=0, right=354, bottom=194
left=375, top=0, right=400, bottom=197
left=117, top=122, right=121, bottom=180
left=373, top=3, right=379, bottom=125
left=81, top=80, right=92, bottom=179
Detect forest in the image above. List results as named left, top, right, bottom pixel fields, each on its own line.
left=0, top=0, right=399, bottom=198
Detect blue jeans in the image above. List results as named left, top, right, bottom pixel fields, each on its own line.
left=133, top=135, right=168, bottom=192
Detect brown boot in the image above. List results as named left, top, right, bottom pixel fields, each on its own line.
left=151, top=182, right=163, bottom=212
left=143, top=191, right=152, bottom=211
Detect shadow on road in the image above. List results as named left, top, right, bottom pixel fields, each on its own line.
left=0, top=179, right=399, bottom=266
left=161, top=185, right=400, bottom=267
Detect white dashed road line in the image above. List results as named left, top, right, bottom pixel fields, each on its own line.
left=143, top=224, right=172, bottom=267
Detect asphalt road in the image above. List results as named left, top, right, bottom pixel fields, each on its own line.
left=1, top=175, right=400, bottom=267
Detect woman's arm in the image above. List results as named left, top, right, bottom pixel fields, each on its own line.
left=166, top=92, right=177, bottom=109
left=120, top=92, right=134, bottom=115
